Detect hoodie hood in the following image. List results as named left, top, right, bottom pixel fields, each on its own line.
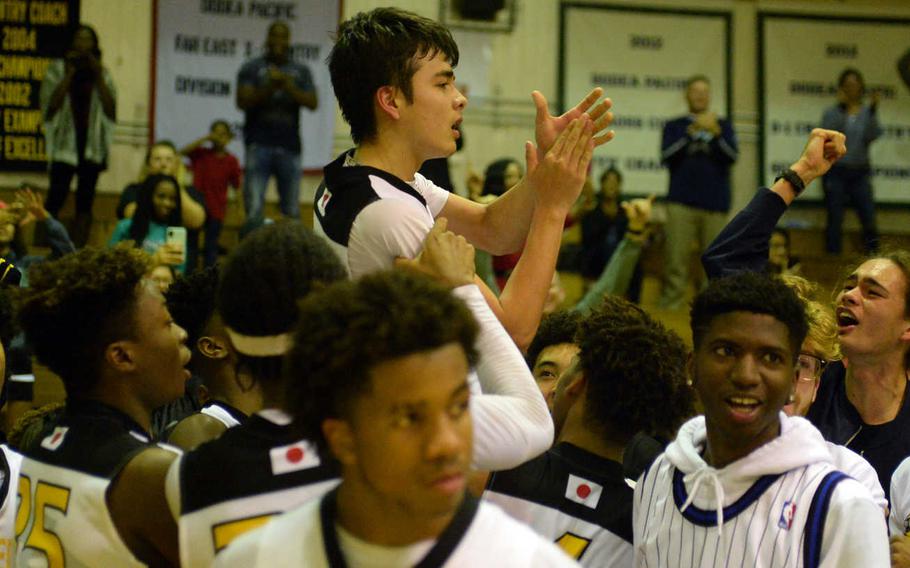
left=663, top=413, right=832, bottom=536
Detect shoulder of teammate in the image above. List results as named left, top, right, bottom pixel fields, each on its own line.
left=349, top=199, right=433, bottom=268
left=475, top=501, right=580, bottom=566
left=166, top=413, right=229, bottom=451
left=410, top=172, right=451, bottom=216
left=215, top=498, right=321, bottom=568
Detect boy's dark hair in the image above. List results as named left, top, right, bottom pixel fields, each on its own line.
left=217, top=222, right=346, bottom=385
left=209, top=119, right=232, bottom=135
left=691, top=271, right=808, bottom=360
left=129, top=174, right=182, bottom=244
left=328, top=7, right=459, bottom=144
left=286, top=270, right=479, bottom=451
left=577, top=296, right=693, bottom=441
left=165, top=266, right=219, bottom=353
left=526, top=310, right=581, bottom=369
left=17, top=246, right=151, bottom=395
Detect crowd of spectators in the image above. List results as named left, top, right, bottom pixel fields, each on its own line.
left=0, top=6, right=907, bottom=568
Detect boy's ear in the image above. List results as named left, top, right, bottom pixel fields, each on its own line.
left=375, top=85, right=402, bottom=121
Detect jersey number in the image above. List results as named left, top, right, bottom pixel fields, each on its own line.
left=555, top=532, right=591, bottom=560
left=15, top=475, right=71, bottom=568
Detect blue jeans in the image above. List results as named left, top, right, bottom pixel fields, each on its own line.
left=823, top=165, right=878, bottom=254
left=243, top=144, right=301, bottom=235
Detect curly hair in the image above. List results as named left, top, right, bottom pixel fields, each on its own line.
left=286, top=270, right=479, bottom=451
left=780, top=274, right=840, bottom=362
left=165, top=265, right=219, bottom=351
left=577, top=295, right=693, bottom=441
left=16, top=245, right=151, bottom=394
left=526, top=310, right=582, bottom=369
left=329, top=7, right=459, bottom=144
left=128, top=173, right=182, bottom=244
left=217, top=222, right=346, bottom=385
left=691, top=271, right=808, bottom=360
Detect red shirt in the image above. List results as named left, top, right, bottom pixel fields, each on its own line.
left=187, top=148, right=241, bottom=221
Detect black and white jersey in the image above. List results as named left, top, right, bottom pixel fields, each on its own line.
left=169, top=409, right=340, bottom=567
left=313, top=149, right=450, bottom=278
left=199, top=400, right=248, bottom=430
left=485, top=442, right=634, bottom=567
left=15, top=400, right=157, bottom=567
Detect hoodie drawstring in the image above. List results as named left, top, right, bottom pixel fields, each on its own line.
left=680, top=468, right=727, bottom=538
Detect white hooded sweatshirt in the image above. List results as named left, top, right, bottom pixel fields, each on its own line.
left=633, top=413, right=887, bottom=568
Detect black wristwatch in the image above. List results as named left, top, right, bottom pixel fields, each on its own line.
left=774, top=168, right=806, bottom=195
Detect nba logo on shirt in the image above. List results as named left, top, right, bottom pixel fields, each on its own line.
left=565, top=474, right=603, bottom=509
left=778, top=500, right=797, bottom=530
left=317, top=189, right=332, bottom=216
left=40, top=426, right=69, bottom=451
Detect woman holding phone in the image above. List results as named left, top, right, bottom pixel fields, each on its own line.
left=40, top=24, right=117, bottom=247
left=109, top=174, right=187, bottom=274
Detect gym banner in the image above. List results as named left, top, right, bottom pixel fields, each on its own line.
left=153, top=0, right=338, bottom=170
left=0, top=0, right=78, bottom=171
left=760, top=14, right=910, bottom=203
left=559, top=4, right=730, bottom=195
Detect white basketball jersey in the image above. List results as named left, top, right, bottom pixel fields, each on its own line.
left=215, top=497, right=579, bottom=567
left=634, top=455, right=878, bottom=568
left=15, top=401, right=157, bottom=568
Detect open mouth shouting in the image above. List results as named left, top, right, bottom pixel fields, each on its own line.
left=836, top=308, right=859, bottom=334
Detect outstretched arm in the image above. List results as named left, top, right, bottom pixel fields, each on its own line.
left=702, top=128, right=846, bottom=278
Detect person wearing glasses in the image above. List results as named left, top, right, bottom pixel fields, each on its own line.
left=779, top=276, right=887, bottom=514
left=778, top=276, right=837, bottom=418
left=700, top=129, right=906, bottom=502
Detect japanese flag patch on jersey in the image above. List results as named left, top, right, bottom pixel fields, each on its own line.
left=565, top=474, right=603, bottom=509
left=270, top=441, right=321, bottom=475
left=40, top=426, right=69, bottom=451
left=317, top=188, right=332, bottom=217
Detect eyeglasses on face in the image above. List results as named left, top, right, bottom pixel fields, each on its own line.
left=797, top=353, right=828, bottom=382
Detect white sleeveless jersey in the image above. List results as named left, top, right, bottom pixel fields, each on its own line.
left=170, top=411, right=340, bottom=567
left=0, top=446, right=22, bottom=567
left=633, top=455, right=886, bottom=568
left=215, top=497, right=579, bottom=567
left=15, top=401, right=157, bottom=567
